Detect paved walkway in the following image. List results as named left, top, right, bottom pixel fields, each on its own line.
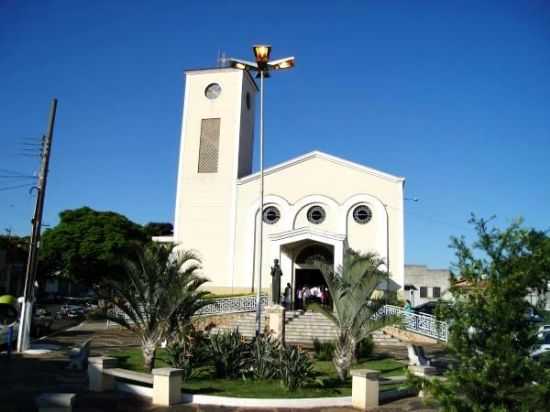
left=0, top=321, right=440, bottom=411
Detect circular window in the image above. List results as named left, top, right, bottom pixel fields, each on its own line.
left=246, top=92, right=251, bottom=110
left=307, top=206, right=326, bottom=224
left=262, top=206, right=280, bottom=224
left=353, top=205, right=373, bottom=224
left=205, top=83, right=222, bottom=99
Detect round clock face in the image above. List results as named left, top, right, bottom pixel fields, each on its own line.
left=205, top=83, right=221, bottom=99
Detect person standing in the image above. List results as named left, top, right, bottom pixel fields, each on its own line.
left=296, top=287, right=303, bottom=310
left=302, top=286, right=310, bottom=309
left=284, top=283, right=292, bottom=309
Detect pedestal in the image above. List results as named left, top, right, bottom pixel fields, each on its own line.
left=152, top=368, right=183, bottom=406
left=266, top=304, right=285, bottom=342
left=351, top=369, right=380, bottom=410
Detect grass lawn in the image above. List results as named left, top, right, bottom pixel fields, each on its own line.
left=109, top=348, right=408, bottom=398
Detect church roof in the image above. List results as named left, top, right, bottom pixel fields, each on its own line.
left=237, top=151, right=405, bottom=185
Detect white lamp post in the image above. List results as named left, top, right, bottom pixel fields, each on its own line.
left=227, top=46, right=295, bottom=336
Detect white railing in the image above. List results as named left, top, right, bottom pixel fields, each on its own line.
left=195, top=294, right=269, bottom=316
left=107, top=294, right=269, bottom=326
left=378, top=304, right=448, bottom=342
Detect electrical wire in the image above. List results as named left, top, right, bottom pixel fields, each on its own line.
left=0, top=183, right=34, bottom=192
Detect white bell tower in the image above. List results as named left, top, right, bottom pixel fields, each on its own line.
left=174, top=68, right=257, bottom=287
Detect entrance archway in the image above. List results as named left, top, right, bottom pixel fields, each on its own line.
left=294, top=242, right=333, bottom=309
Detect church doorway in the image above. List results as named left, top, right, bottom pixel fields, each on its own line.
left=294, top=243, right=333, bottom=309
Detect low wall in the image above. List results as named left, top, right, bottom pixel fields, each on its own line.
left=382, top=326, right=440, bottom=345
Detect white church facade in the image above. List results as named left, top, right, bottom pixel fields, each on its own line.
left=165, top=67, right=406, bottom=296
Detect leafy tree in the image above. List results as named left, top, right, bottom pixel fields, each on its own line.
left=143, top=222, right=173, bottom=237
left=0, top=234, right=29, bottom=262
left=104, top=242, right=209, bottom=372
left=39, top=207, right=147, bottom=286
left=316, top=249, right=396, bottom=381
left=424, top=216, right=550, bottom=411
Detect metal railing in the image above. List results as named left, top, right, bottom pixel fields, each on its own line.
left=107, top=294, right=269, bottom=326
left=107, top=296, right=448, bottom=342
left=195, top=294, right=269, bottom=316
left=378, top=304, right=448, bottom=342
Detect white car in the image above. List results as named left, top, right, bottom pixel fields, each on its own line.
left=531, top=333, right=550, bottom=358
left=537, top=325, right=550, bottom=339
left=0, top=303, right=19, bottom=345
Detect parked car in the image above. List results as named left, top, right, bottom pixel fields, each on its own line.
left=413, top=301, right=450, bottom=316
left=32, top=306, right=54, bottom=337
left=526, top=307, right=543, bottom=323
left=56, top=304, right=81, bottom=319
left=0, top=303, right=19, bottom=345
left=531, top=333, right=550, bottom=358
left=537, top=325, right=550, bottom=339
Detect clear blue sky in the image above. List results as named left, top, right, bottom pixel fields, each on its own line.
left=1, top=0, right=549, bottom=269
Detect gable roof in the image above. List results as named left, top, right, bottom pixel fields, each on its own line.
left=237, top=150, right=405, bottom=185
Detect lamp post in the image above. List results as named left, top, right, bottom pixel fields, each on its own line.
left=227, top=46, right=295, bottom=336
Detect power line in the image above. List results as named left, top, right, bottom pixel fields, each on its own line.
left=0, top=183, right=34, bottom=192
left=0, top=175, right=35, bottom=179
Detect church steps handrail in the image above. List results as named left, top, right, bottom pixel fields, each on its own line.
left=195, top=294, right=269, bottom=316
left=107, top=294, right=269, bottom=325
left=378, top=304, right=448, bottom=342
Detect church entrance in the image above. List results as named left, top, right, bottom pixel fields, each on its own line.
left=293, top=243, right=333, bottom=310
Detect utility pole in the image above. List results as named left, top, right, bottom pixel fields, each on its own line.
left=17, top=98, right=57, bottom=353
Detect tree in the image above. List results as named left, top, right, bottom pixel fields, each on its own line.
left=316, top=249, right=396, bottom=381
left=424, top=216, right=550, bottom=411
left=39, top=207, right=148, bottom=287
left=143, top=222, right=173, bottom=238
left=104, top=242, right=209, bottom=372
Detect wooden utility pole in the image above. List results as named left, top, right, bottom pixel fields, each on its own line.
left=17, top=98, right=57, bottom=352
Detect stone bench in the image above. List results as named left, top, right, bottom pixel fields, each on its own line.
left=35, top=393, right=76, bottom=412
left=88, top=356, right=183, bottom=406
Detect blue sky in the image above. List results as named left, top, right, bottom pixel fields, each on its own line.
left=1, top=0, right=549, bottom=269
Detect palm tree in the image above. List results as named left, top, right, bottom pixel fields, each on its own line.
left=315, top=248, right=396, bottom=381
left=104, top=243, right=209, bottom=372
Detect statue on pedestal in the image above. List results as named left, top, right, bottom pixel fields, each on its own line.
left=270, top=259, right=282, bottom=305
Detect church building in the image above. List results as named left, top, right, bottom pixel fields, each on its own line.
left=164, top=67, right=406, bottom=297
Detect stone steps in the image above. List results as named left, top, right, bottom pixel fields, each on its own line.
left=207, top=310, right=404, bottom=346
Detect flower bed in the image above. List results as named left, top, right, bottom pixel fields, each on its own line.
left=108, top=348, right=408, bottom=398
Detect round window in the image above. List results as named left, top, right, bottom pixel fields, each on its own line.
left=262, top=206, right=280, bottom=224
left=307, top=206, right=326, bottom=224
left=353, top=205, right=373, bottom=224
left=205, top=83, right=222, bottom=99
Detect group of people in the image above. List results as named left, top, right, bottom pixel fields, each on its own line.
left=295, top=285, right=330, bottom=310
left=278, top=283, right=331, bottom=310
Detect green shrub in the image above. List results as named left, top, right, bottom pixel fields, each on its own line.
left=166, top=325, right=209, bottom=380
left=355, top=335, right=374, bottom=360
left=279, top=345, right=313, bottom=391
left=312, top=338, right=335, bottom=361
left=209, top=329, right=249, bottom=379
left=248, top=334, right=281, bottom=379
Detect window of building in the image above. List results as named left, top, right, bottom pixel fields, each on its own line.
left=262, top=206, right=280, bottom=224
left=420, top=286, right=428, bottom=298
left=432, top=287, right=441, bottom=298
left=197, top=118, right=221, bottom=173
left=353, top=205, right=373, bottom=224
left=307, top=206, right=326, bottom=224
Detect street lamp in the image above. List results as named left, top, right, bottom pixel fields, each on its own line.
left=227, top=45, right=295, bottom=336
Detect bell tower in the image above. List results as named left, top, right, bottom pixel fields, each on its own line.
left=173, top=67, right=257, bottom=285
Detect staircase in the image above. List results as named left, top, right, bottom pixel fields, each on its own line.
left=208, top=310, right=403, bottom=347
